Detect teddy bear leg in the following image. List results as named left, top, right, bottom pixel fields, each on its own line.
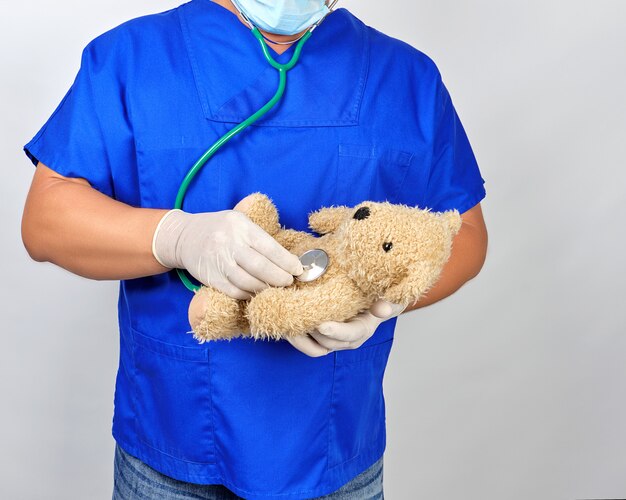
left=188, top=286, right=247, bottom=343
left=245, top=287, right=300, bottom=341
left=245, top=283, right=368, bottom=342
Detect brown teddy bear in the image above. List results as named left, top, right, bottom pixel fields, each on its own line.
left=187, top=192, right=462, bottom=343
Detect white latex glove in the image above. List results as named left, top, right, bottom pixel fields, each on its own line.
left=152, top=209, right=304, bottom=300
left=285, top=298, right=408, bottom=357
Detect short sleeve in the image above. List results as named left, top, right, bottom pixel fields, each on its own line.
left=23, top=43, right=118, bottom=199
left=421, top=74, right=486, bottom=214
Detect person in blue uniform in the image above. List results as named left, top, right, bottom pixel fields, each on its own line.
left=21, top=0, right=488, bottom=498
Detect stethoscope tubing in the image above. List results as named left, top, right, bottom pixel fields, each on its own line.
left=174, top=27, right=313, bottom=292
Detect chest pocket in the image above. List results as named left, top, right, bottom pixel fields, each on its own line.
left=136, top=143, right=224, bottom=213
left=337, top=144, right=413, bottom=206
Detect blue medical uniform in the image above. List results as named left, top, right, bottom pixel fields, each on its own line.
left=23, top=1, right=486, bottom=498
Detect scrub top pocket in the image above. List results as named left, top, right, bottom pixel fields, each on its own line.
left=130, top=326, right=216, bottom=465
left=328, top=338, right=394, bottom=469
left=136, top=144, right=224, bottom=212
left=337, top=144, right=413, bottom=206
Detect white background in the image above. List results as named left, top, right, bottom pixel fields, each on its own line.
left=2, top=1, right=625, bottom=498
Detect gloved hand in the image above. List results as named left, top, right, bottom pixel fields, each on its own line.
left=285, top=298, right=408, bottom=357
left=152, top=209, right=304, bottom=300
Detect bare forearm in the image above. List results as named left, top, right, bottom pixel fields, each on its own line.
left=22, top=168, right=170, bottom=280
left=402, top=208, right=488, bottom=313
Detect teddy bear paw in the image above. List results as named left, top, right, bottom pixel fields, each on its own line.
left=188, top=286, right=247, bottom=343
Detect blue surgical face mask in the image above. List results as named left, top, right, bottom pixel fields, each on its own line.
left=231, top=0, right=331, bottom=36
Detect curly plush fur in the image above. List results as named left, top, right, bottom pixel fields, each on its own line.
left=188, top=192, right=462, bottom=342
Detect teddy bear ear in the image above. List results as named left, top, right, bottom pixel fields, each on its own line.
left=440, top=209, right=463, bottom=236
left=308, top=205, right=353, bottom=235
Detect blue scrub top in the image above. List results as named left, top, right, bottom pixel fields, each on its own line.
left=24, top=1, right=486, bottom=498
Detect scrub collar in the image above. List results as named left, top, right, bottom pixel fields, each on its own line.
left=179, top=0, right=370, bottom=127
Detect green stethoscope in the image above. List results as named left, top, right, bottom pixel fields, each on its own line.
left=174, top=2, right=338, bottom=293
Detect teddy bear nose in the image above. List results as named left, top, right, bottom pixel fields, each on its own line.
left=353, top=206, right=370, bottom=220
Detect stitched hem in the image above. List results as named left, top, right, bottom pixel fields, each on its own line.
left=112, top=430, right=385, bottom=500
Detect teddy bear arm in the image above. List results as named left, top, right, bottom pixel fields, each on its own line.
left=233, top=192, right=281, bottom=236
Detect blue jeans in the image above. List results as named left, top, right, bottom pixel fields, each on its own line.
left=113, top=442, right=384, bottom=499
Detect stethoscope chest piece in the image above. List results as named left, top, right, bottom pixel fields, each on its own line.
left=296, top=248, right=329, bottom=282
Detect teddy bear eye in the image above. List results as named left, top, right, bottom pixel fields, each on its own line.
left=382, top=241, right=393, bottom=252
